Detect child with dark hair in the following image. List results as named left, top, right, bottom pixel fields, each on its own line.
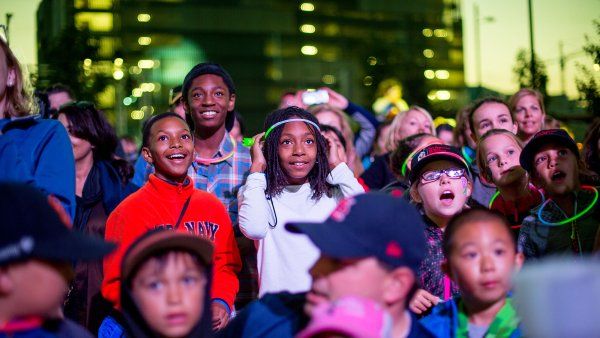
left=407, top=144, right=473, bottom=314
left=238, top=106, right=364, bottom=296
left=101, top=113, right=241, bottom=333
left=117, top=229, right=215, bottom=338
left=476, top=129, right=543, bottom=238
left=0, top=183, right=114, bottom=338
left=518, top=129, right=600, bottom=259
left=421, top=208, right=524, bottom=338
left=55, top=102, right=137, bottom=331
left=382, top=133, right=442, bottom=197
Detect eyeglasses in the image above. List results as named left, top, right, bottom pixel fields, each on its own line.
left=421, top=167, right=466, bottom=183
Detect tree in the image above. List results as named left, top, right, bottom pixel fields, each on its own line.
left=575, top=20, right=600, bottom=117
left=36, top=24, right=108, bottom=102
left=513, top=48, right=548, bottom=98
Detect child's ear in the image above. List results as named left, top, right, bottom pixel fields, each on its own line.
left=0, top=267, right=14, bottom=294
left=513, top=252, right=525, bottom=272
left=410, top=184, right=422, bottom=203
left=227, top=93, right=236, bottom=111
left=382, top=267, right=415, bottom=304
left=141, top=146, right=154, bottom=164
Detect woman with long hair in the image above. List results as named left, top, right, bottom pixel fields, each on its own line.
left=0, top=37, right=75, bottom=218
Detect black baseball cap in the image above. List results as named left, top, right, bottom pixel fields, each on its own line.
left=0, top=183, right=115, bottom=266
left=286, top=193, right=426, bottom=272
left=408, top=144, right=470, bottom=184
left=520, top=129, right=579, bottom=173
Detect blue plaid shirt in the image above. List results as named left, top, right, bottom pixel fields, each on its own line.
left=132, top=132, right=251, bottom=224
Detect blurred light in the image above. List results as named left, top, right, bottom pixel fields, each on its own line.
left=131, top=110, right=144, bottom=120
left=138, top=36, right=152, bottom=46
left=112, top=69, right=124, bottom=80
left=301, top=45, right=318, bottom=55
left=129, top=66, right=142, bottom=74
left=427, top=92, right=437, bottom=101
left=141, top=106, right=155, bottom=115
left=424, top=70, right=435, bottom=79
left=123, top=97, right=133, bottom=106
left=137, top=13, right=151, bottom=22
left=138, top=60, right=155, bottom=69
left=422, top=28, right=433, bottom=37
left=132, top=88, right=143, bottom=97
left=363, top=76, right=373, bottom=86
left=436, top=90, right=451, bottom=100
left=114, top=57, right=123, bottom=66
left=435, top=70, right=450, bottom=79
left=594, top=64, right=600, bottom=72
left=300, top=3, right=315, bottom=11
left=300, top=24, right=316, bottom=34
left=423, top=49, right=434, bottom=58
left=83, top=58, right=92, bottom=66
left=434, top=29, right=448, bottom=38
left=367, top=56, right=378, bottom=66
left=322, top=74, right=336, bottom=84
left=140, top=82, right=155, bottom=92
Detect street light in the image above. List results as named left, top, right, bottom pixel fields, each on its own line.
left=473, top=3, right=494, bottom=90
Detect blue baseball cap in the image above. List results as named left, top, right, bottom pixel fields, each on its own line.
left=286, top=193, right=426, bottom=272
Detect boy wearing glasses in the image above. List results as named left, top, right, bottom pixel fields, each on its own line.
left=408, top=144, right=473, bottom=315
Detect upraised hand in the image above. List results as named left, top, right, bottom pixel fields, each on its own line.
left=249, top=132, right=267, bottom=173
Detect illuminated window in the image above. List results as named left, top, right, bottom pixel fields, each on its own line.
left=434, top=29, right=448, bottom=38
left=137, top=13, right=151, bottom=22
left=131, top=110, right=144, bottom=120
left=138, top=60, right=155, bottom=69
left=300, top=3, right=315, bottom=11
left=300, top=24, right=316, bottom=34
left=322, top=74, right=336, bottom=84
left=75, top=12, right=113, bottom=32
left=367, top=56, right=377, bottom=66
left=75, top=0, right=113, bottom=9
left=301, top=45, right=318, bottom=56
left=113, top=69, right=124, bottom=80
left=423, top=49, right=434, bottom=58
left=424, top=70, right=435, bottom=79
left=422, top=28, right=433, bottom=37
left=435, top=70, right=450, bottom=79
left=97, top=37, right=114, bottom=57
left=138, top=37, right=152, bottom=46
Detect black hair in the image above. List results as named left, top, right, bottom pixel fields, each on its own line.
left=182, top=62, right=236, bottom=104
left=142, top=112, right=189, bottom=148
left=435, top=123, right=454, bottom=135
left=263, top=106, right=332, bottom=199
left=443, top=207, right=516, bottom=257
left=390, top=133, right=432, bottom=179
left=46, top=83, right=75, bottom=100
left=468, top=97, right=511, bottom=137
left=319, top=124, right=347, bottom=151
left=57, top=102, right=134, bottom=182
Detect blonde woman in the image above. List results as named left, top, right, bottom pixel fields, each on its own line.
left=361, top=106, right=435, bottom=190
left=509, top=88, right=545, bottom=144
left=0, top=37, right=75, bottom=219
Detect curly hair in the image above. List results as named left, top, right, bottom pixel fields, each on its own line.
left=263, top=106, right=332, bottom=200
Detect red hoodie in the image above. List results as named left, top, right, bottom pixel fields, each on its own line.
left=102, top=174, right=241, bottom=310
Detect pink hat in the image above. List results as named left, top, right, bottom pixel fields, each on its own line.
left=297, top=296, right=392, bottom=338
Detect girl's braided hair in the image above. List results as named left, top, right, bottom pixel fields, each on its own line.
left=263, top=106, right=332, bottom=199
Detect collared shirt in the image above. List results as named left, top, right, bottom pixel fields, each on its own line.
left=131, top=132, right=251, bottom=224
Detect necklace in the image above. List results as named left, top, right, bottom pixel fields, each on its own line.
left=487, top=184, right=544, bottom=209
left=195, top=134, right=236, bottom=165
left=537, top=186, right=598, bottom=226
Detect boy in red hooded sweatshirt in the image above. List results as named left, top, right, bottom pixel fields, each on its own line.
left=101, top=112, right=241, bottom=331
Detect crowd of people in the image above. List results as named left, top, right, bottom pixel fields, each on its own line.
left=1, top=33, right=600, bottom=338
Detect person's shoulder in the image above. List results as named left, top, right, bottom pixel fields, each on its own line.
left=419, top=300, right=457, bottom=338
left=41, top=318, right=94, bottom=338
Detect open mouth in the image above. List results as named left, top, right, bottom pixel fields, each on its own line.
left=200, top=110, right=217, bottom=118
left=440, top=190, right=455, bottom=205
left=551, top=170, right=566, bottom=182
left=167, top=153, right=187, bottom=160
left=290, top=161, right=308, bottom=168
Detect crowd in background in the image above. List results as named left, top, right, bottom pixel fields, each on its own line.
left=1, top=34, right=600, bottom=338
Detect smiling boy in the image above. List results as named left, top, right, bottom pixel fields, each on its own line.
left=101, top=113, right=241, bottom=333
